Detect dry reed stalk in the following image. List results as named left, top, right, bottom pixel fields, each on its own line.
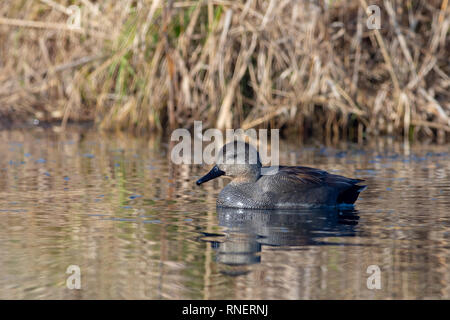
left=0, top=0, right=448, bottom=142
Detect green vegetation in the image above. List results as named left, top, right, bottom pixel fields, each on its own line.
left=0, top=0, right=448, bottom=142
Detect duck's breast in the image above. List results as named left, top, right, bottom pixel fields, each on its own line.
left=217, top=183, right=272, bottom=209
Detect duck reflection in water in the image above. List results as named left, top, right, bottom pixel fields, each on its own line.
left=202, top=207, right=359, bottom=274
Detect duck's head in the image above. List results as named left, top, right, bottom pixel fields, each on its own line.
left=196, top=141, right=262, bottom=185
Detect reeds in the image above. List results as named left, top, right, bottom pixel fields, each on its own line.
left=0, top=0, right=449, bottom=141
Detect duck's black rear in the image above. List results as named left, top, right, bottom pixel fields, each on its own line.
left=337, top=184, right=367, bottom=205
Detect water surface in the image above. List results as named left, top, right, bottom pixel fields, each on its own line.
left=0, top=127, right=449, bottom=299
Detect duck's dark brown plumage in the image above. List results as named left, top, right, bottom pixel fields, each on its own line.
left=277, top=166, right=365, bottom=205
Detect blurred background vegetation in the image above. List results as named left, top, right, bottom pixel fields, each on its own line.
left=0, top=0, right=448, bottom=142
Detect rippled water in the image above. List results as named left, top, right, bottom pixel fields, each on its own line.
left=0, top=127, right=449, bottom=299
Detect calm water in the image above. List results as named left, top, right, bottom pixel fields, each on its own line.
left=1, top=127, right=450, bottom=299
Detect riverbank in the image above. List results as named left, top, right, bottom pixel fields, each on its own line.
left=0, top=0, right=449, bottom=141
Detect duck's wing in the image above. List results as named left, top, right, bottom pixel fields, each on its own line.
left=275, top=166, right=366, bottom=204
left=276, top=166, right=328, bottom=185
left=277, top=166, right=363, bottom=184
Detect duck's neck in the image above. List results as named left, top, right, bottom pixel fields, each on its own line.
left=231, top=168, right=261, bottom=184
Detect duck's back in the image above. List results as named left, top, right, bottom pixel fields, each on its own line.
left=217, top=166, right=366, bottom=209
left=260, top=166, right=365, bottom=208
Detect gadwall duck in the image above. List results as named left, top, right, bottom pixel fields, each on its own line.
left=196, top=142, right=366, bottom=209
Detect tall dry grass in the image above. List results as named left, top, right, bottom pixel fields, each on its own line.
left=0, top=0, right=449, bottom=141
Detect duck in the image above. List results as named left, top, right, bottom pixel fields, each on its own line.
left=196, top=141, right=366, bottom=209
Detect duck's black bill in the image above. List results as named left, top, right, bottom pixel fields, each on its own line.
left=196, top=165, right=225, bottom=185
